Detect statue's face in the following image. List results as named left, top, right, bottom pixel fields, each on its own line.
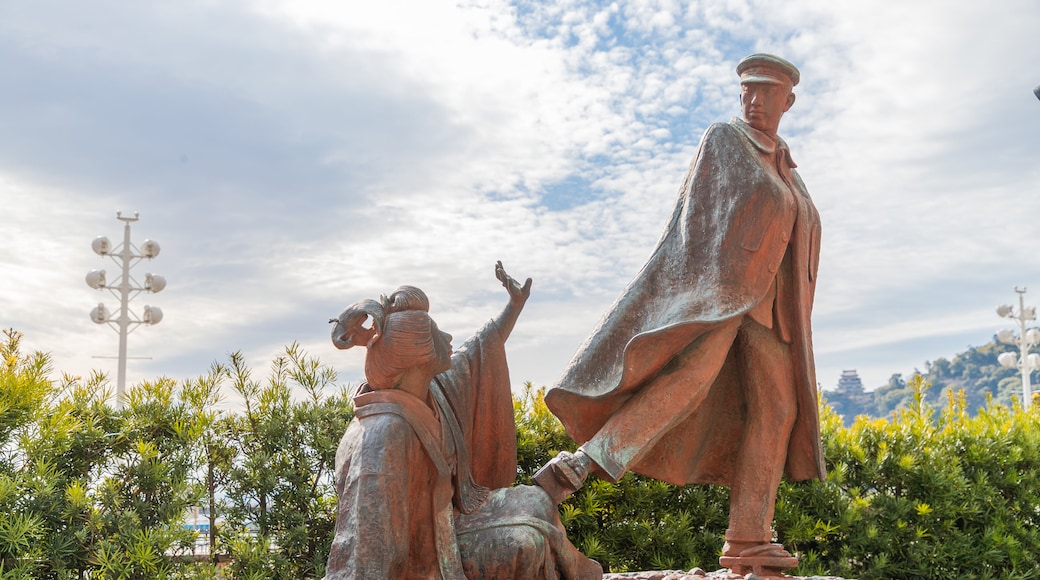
left=741, top=82, right=795, bottom=135
left=431, top=322, right=453, bottom=373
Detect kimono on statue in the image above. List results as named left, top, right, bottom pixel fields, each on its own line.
left=326, top=320, right=601, bottom=580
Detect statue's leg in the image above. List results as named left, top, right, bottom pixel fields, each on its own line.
left=580, top=318, right=742, bottom=482
left=722, top=319, right=798, bottom=569
left=456, top=486, right=603, bottom=580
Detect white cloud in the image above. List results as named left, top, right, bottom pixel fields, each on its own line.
left=1, top=0, right=1039, bottom=402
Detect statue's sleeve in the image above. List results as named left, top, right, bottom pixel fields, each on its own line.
left=326, top=416, right=416, bottom=578
left=439, top=320, right=518, bottom=489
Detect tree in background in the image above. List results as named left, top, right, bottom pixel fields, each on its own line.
left=7, top=327, right=1040, bottom=579
left=924, top=340, right=1022, bottom=410
left=216, top=345, right=352, bottom=580
left=86, top=375, right=215, bottom=579
left=522, top=377, right=1040, bottom=578
left=825, top=338, right=1023, bottom=424
left=514, top=384, right=730, bottom=573
left=0, top=331, right=353, bottom=580
left=0, top=328, right=55, bottom=579
left=778, top=375, right=1040, bottom=578
left=0, top=329, right=213, bottom=579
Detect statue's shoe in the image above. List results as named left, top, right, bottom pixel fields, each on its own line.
left=719, top=543, right=798, bottom=577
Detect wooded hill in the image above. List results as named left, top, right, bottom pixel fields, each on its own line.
left=823, top=337, right=1032, bottom=423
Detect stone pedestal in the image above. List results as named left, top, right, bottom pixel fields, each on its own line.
left=602, top=570, right=848, bottom=580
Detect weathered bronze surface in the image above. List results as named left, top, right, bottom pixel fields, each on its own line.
left=325, top=262, right=601, bottom=579
left=543, top=54, right=824, bottom=577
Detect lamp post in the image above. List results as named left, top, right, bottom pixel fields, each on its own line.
left=87, top=211, right=166, bottom=404
left=996, top=287, right=1039, bottom=407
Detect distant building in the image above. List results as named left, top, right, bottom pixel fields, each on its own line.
left=836, top=369, right=864, bottom=394
left=173, top=506, right=228, bottom=562
left=183, top=505, right=219, bottom=536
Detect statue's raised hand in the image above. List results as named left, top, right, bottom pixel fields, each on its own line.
left=495, top=260, right=532, bottom=306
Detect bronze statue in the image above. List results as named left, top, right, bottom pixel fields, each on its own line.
left=325, top=262, right=601, bottom=580
left=539, top=54, right=825, bottom=577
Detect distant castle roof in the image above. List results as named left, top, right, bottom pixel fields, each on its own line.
left=837, top=369, right=864, bottom=393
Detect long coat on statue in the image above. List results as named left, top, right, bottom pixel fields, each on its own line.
left=545, top=118, right=826, bottom=487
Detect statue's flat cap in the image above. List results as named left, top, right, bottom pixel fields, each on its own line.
left=737, top=53, right=799, bottom=87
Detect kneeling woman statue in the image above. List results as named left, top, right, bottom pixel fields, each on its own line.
left=325, top=262, right=601, bottom=580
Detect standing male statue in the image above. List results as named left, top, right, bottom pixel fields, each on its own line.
left=539, top=53, right=825, bottom=577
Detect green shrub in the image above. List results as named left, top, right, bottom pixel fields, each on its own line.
left=515, top=385, right=728, bottom=573
left=518, top=378, right=1040, bottom=578
left=777, top=374, right=1040, bottom=579
left=7, top=326, right=1040, bottom=579
left=214, top=345, right=352, bottom=580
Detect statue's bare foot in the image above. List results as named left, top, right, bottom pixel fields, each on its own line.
left=532, top=448, right=591, bottom=505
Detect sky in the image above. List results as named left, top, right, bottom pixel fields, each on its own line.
left=2, top=0, right=1040, bottom=407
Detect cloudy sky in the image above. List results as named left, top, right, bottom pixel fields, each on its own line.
left=3, top=0, right=1039, bottom=406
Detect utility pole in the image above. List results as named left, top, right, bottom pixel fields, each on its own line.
left=996, top=287, right=1039, bottom=407
left=87, top=211, right=166, bottom=404
left=208, top=439, right=218, bottom=564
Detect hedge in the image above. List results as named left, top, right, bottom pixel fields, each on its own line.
left=4, top=330, right=1040, bottom=579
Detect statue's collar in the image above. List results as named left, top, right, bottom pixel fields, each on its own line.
left=730, top=118, right=797, bottom=168
left=354, top=382, right=430, bottom=409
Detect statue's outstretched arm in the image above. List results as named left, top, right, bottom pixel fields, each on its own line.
left=492, top=260, right=531, bottom=342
